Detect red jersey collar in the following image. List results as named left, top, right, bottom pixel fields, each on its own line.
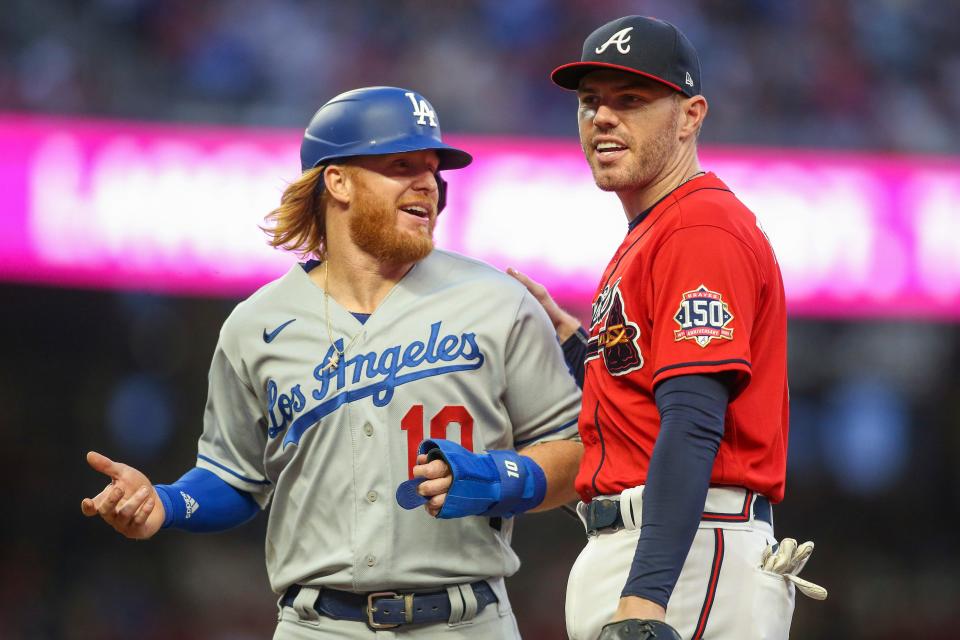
left=627, top=171, right=727, bottom=234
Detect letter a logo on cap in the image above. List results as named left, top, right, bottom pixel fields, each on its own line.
left=595, top=27, right=633, bottom=55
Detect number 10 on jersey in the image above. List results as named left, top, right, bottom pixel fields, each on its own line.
left=399, top=405, right=474, bottom=478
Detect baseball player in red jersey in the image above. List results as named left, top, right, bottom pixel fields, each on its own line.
left=509, top=15, right=827, bottom=640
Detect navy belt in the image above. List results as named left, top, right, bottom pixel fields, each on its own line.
left=585, top=492, right=772, bottom=533
left=280, top=581, right=497, bottom=630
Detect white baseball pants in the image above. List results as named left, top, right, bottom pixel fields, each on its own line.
left=566, top=487, right=795, bottom=640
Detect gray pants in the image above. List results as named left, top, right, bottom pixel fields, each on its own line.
left=273, top=581, right=522, bottom=639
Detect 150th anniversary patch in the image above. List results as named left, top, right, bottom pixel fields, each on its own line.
left=673, top=285, right=734, bottom=347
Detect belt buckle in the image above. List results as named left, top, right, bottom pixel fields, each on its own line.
left=586, top=498, right=620, bottom=534
left=366, top=591, right=402, bottom=630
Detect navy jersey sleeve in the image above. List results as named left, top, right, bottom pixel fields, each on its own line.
left=620, top=373, right=731, bottom=606
left=561, top=326, right=589, bottom=389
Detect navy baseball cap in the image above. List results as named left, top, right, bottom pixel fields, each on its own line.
left=551, top=16, right=701, bottom=97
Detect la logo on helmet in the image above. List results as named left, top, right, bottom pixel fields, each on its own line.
left=595, top=27, right=633, bottom=54
left=405, top=92, right=438, bottom=127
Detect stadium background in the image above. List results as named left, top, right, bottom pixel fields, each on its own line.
left=2, top=1, right=959, bottom=638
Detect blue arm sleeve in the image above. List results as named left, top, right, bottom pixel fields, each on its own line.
left=561, top=326, right=588, bottom=389
left=620, top=373, right=731, bottom=607
left=154, top=467, right=260, bottom=533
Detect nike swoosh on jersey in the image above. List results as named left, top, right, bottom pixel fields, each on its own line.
left=263, top=319, right=296, bottom=343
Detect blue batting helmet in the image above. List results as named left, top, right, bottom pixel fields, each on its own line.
left=300, top=87, right=471, bottom=211
left=300, top=87, right=471, bottom=212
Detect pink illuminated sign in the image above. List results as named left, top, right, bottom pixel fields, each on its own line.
left=2, top=113, right=959, bottom=318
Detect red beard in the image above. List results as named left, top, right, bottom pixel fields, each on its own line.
left=349, top=182, right=435, bottom=264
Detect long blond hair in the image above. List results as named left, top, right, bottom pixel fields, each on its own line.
left=263, top=166, right=329, bottom=259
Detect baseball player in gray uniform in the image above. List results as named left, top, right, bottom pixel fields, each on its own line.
left=80, top=86, right=583, bottom=639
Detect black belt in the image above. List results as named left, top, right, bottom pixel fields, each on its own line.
left=280, top=581, right=497, bottom=630
left=585, top=492, right=772, bottom=533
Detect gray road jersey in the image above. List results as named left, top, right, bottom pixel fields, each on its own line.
left=195, top=250, right=582, bottom=595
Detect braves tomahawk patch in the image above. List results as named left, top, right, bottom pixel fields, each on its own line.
left=587, top=279, right=644, bottom=375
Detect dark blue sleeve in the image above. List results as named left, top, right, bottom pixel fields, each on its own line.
left=155, top=467, right=260, bottom=533
left=561, top=326, right=588, bottom=389
left=620, top=373, right=731, bottom=607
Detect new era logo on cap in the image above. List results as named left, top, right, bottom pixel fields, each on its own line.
left=551, top=15, right=702, bottom=98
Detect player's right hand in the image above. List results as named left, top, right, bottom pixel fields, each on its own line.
left=80, top=451, right=165, bottom=540
left=506, top=267, right=583, bottom=342
left=411, top=453, right=453, bottom=517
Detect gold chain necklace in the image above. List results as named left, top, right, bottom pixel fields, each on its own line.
left=320, top=261, right=363, bottom=373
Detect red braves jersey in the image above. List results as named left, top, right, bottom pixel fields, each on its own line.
left=575, top=173, right=789, bottom=503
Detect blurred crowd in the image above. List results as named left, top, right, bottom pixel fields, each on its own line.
left=2, top=0, right=960, bottom=153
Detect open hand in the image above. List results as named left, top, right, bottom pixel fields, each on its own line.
left=80, top=451, right=165, bottom=540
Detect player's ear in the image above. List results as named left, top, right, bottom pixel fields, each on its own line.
left=678, top=94, right=708, bottom=142
left=323, top=164, right=353, bottom=206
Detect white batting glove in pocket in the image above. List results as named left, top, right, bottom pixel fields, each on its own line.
left=761, top=538, right=828, bottom=600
